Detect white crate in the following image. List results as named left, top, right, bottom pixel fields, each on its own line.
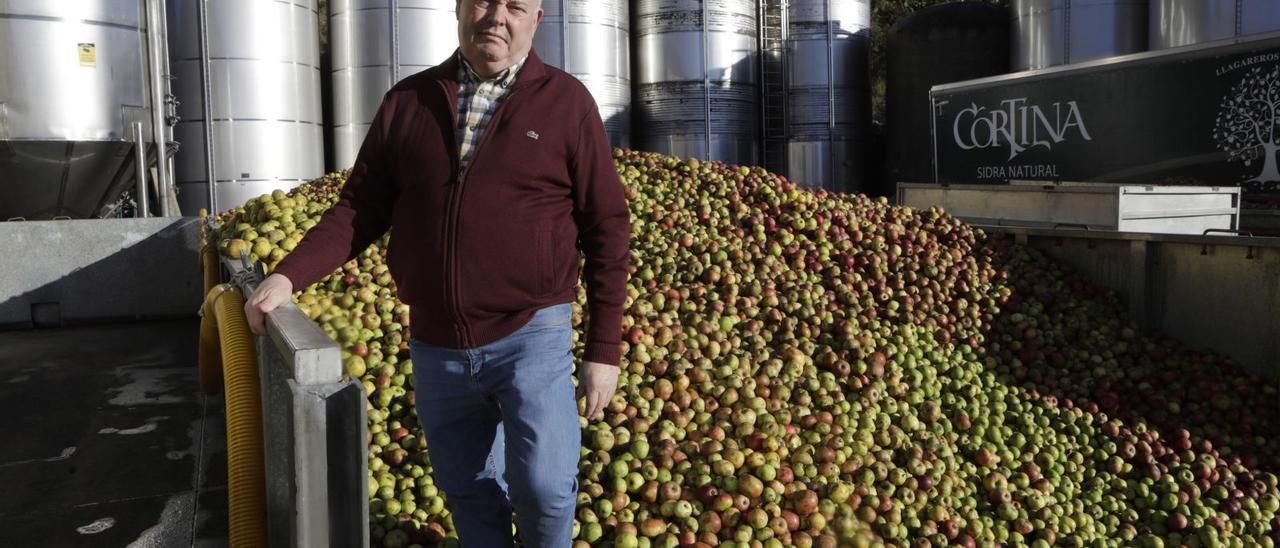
left=896, top=182, right=1241, bottom=235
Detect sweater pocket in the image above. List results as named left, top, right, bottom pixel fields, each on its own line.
left=536, top=226, right=553, bottom=297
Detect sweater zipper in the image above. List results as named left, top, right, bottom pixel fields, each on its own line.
left=446, top=85, right=522, bottom=349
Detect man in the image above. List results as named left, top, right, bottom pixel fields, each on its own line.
left=243, top=0, right=631, bottom=545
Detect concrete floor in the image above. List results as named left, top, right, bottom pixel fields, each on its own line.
left=0, top=319, right=228, bottom=547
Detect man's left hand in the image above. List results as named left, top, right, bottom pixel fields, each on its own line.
left=576, top=361, right=619, bottom=421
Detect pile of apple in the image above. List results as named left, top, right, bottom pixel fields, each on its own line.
left=215, top=149, right=1279, bottom=547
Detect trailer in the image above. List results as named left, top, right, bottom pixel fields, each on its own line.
left=931, top=30, right=1280, bottom=191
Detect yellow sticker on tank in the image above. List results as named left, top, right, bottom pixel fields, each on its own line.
left=78, top=43, right=96, bottom=67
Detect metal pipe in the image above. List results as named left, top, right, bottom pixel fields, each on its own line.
left=1063, top=0, right=1071, bottom=64
left=166, top=149, right=178, bottom=214
left=825, top=0, right=835, bottom=189
left=557, top=0, right=567, bottom=70
left=132, top=122, right=151, bottom=218
left=156, top=0, right=177, bottom=212
left=702, top=0, right=711, bottom=160
left=1236, top=0, right=1243, bottom=36
left=781, top=0, right=788, bottom=129
left=198, top=0, right=218, bottom=215
left=390, top=0, right=401, bottom=83
left=144, top=0, right=174, bottom=216
left=757, top=0, right=766, bottom=148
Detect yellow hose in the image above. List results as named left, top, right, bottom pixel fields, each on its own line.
left=198, top=285, right=233, bottom=395
left=197, top=254, right=221, bottom=392
left=202, top=242, right=220, bottom=298
left=198, top=284, right=269, bottom=548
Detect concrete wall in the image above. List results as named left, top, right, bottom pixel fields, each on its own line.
left=0, top=217, right=201, bottom=328
left=991, top=227, right=1280, bottom=380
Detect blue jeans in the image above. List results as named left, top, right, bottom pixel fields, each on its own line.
left=409, top=302, right=580, bottom=548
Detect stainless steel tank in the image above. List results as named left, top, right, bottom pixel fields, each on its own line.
left=331, top=0, right=457, bottom=169
left=785, top=0, right=870, bottom=192
left=534, top=0, right=631, bottom=148
left=0, top=0, right=173, bottom=220
left=169, top=0, right=325, bottom=214
left=1013, top=0, right=1150, bottom=70
left=635, top=0, right=760, bottom=165
left=1150, top=0, right=1280, bottom=49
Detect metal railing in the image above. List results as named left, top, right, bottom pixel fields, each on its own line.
left=222, top=255, right=369, bottom=548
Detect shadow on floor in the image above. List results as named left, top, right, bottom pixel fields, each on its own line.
left=0, top=319, right=228, bottom=547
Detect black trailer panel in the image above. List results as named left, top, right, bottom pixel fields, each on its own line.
left=931, top=31, right=1280, bottom=193
left=886, top=2, right=1009, bottom=191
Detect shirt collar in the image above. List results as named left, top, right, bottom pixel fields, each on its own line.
left=458, top=52, right=527, bottom=88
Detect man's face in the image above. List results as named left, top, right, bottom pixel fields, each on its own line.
left=457, top=0, right=542, bottom=71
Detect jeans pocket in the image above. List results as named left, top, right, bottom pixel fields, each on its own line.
left=525, top=302, right=572, bottom=329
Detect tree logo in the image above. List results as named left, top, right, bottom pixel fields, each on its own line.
left=1214, top=64, right=1280, bottom=188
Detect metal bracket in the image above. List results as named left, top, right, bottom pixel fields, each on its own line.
left=165, top=93, right=181, bottom=125
left=232, top=250, right=265, bottom=292
left=1201, top=229, right=1256, bottom=258
left=1204, top=241, right=1260, bottom=259
left=1053, top=222, right=1091, bottom=231
left=1203, top=228, right=1253, bottom=237
left=1052, top=223, right=1094, bottom=248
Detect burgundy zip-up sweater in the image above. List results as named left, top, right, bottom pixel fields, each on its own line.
left=273, top=50, right=631, bottom=366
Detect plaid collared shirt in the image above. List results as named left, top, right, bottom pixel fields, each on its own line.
left=456, top=54, right=526, bottom=173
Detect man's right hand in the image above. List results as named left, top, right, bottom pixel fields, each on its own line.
left=244, top=273, right=294, bottom=336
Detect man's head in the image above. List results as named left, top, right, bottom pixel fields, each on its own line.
left=456, top=0, right=543, bottom=78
